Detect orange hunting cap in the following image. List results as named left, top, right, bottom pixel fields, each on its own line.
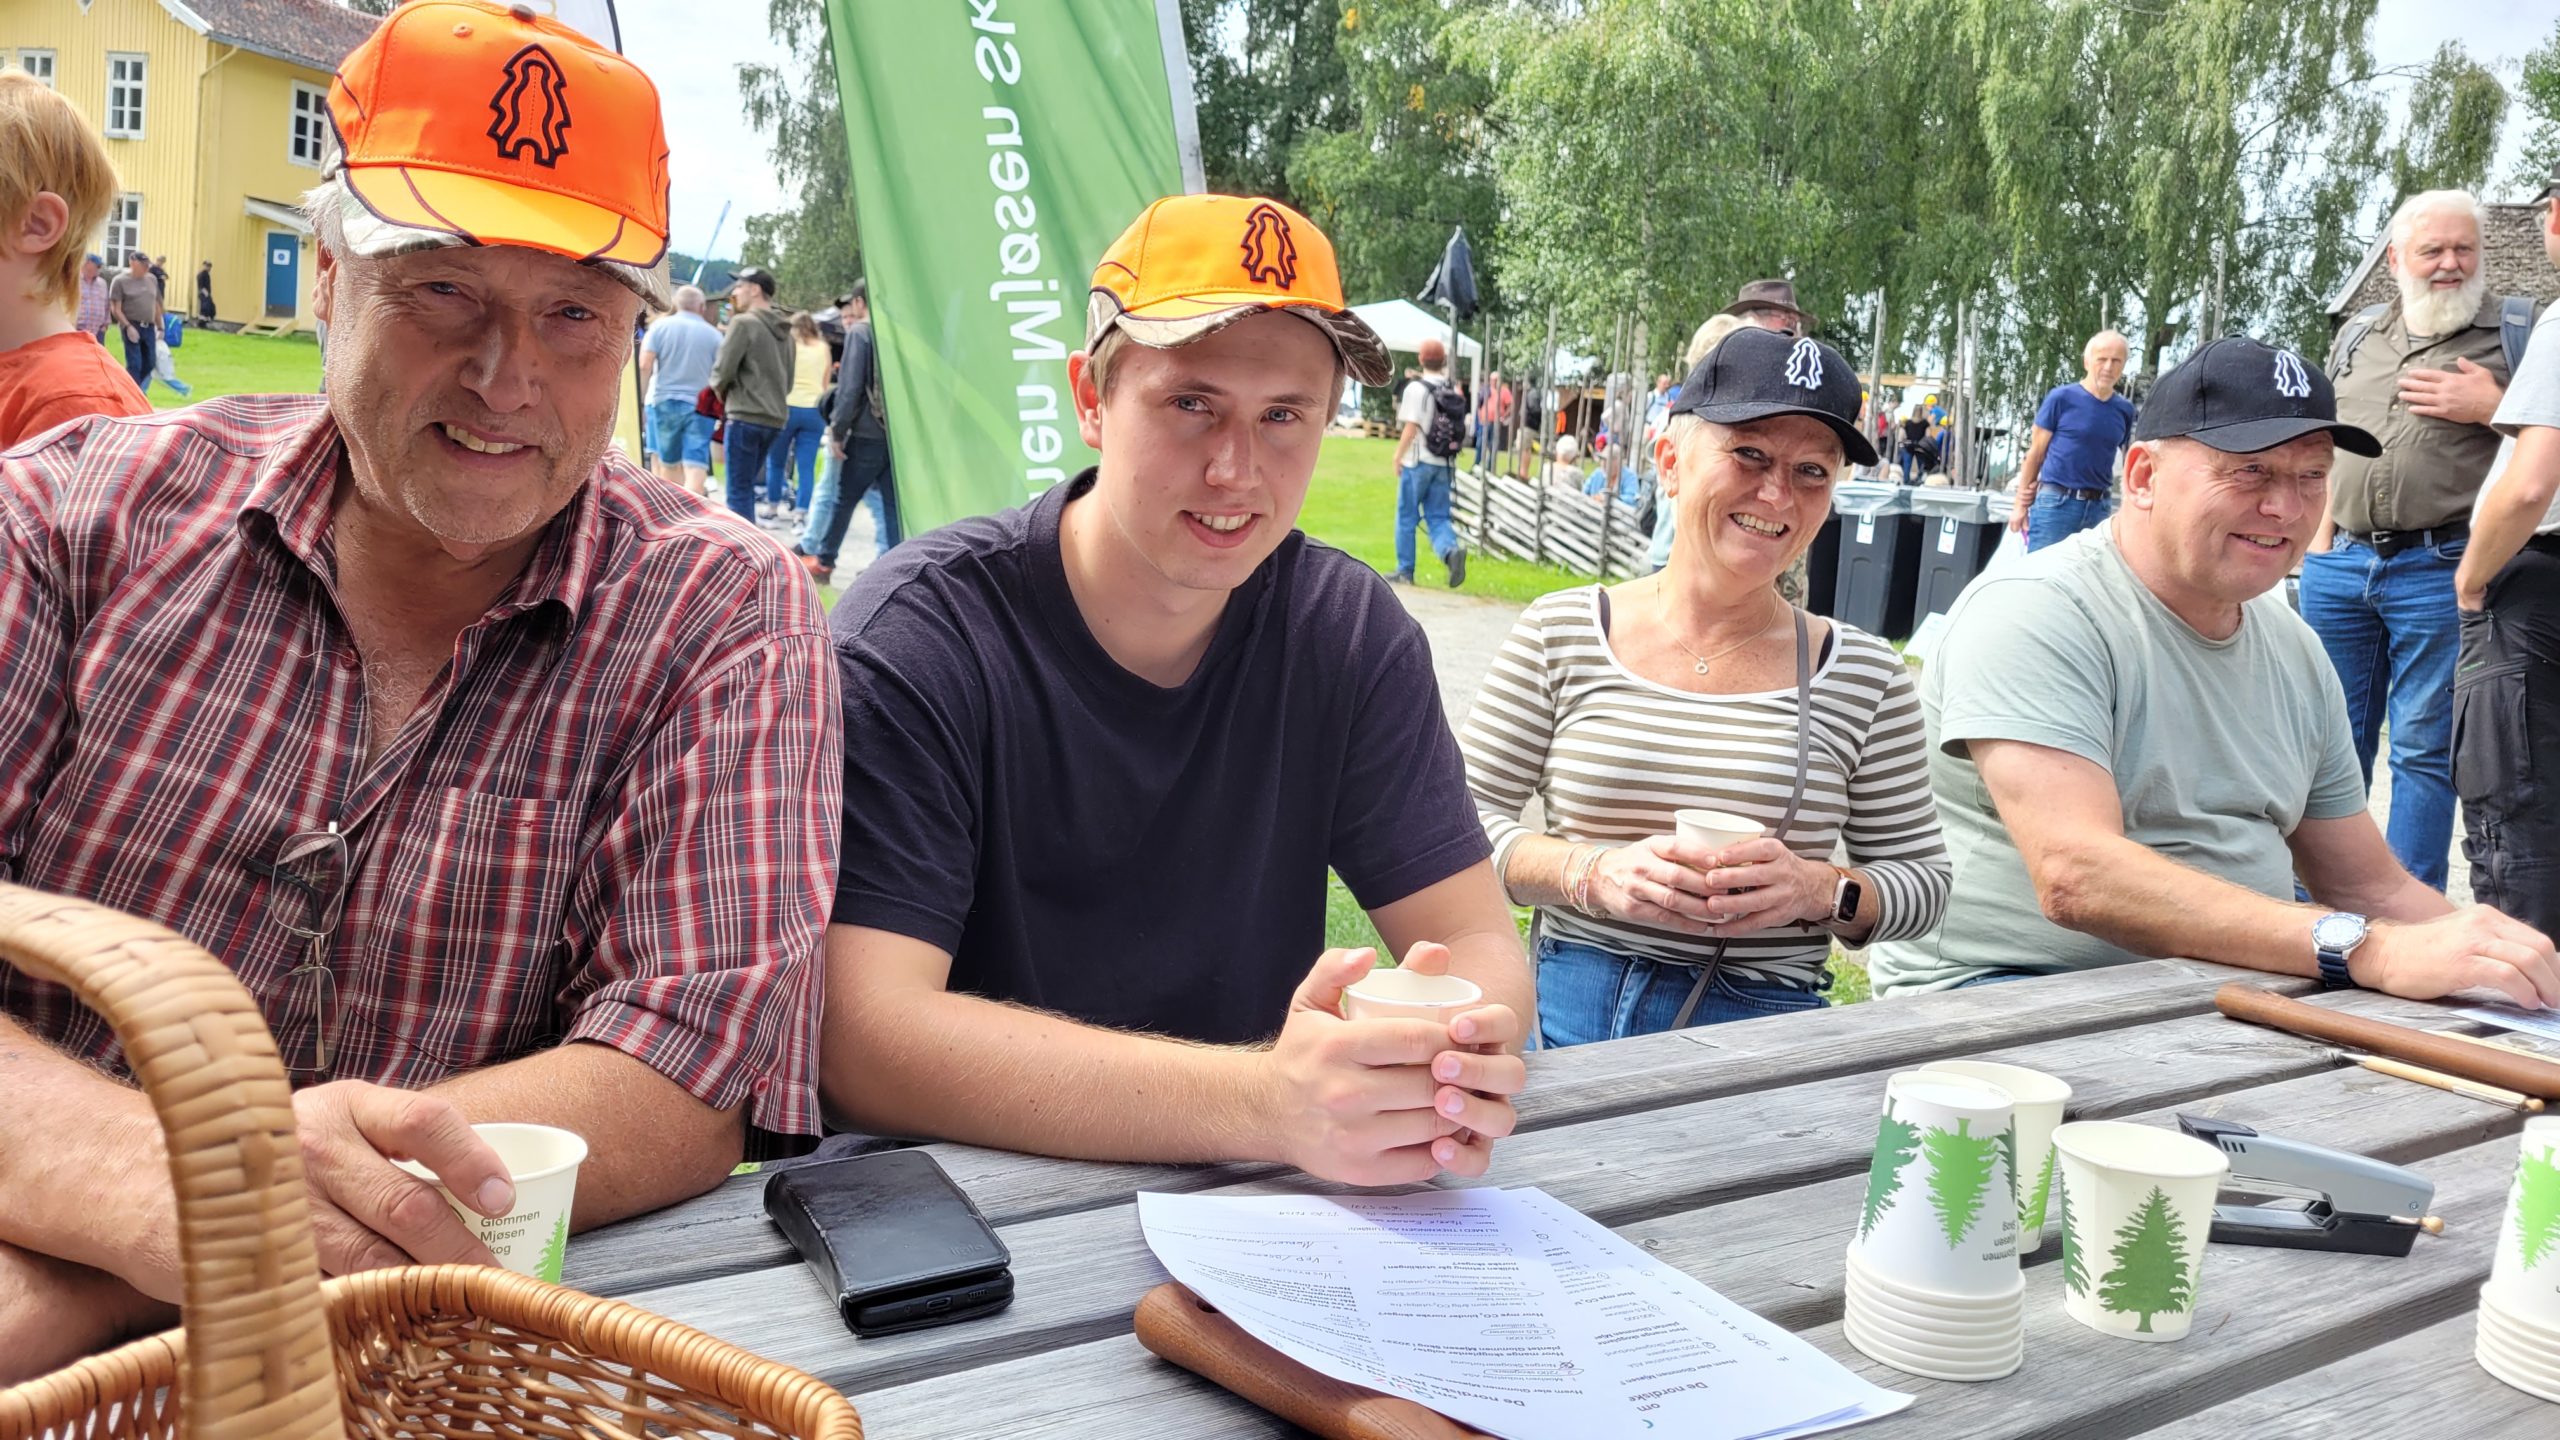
left=1088, top=194, right=1390, bottom=387
left=328, top=0, right=669, bottom=268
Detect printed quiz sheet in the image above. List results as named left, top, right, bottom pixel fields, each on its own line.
left=1137, top=1187, right=1911, bottom=1439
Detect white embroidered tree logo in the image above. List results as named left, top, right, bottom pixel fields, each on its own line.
left=1785, top=337, right=1825, bottom=390
left=2272, top=350, right=2312, bottom=399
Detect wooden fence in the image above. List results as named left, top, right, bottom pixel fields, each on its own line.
left=1453, top=468, right=1655, bottom=579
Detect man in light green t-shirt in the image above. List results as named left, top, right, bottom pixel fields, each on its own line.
left=1873, top=337, right=2560, bottom=1009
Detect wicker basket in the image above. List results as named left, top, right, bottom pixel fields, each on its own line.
left=0, top=883, right=862, bottom=1440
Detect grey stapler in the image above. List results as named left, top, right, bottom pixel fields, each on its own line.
left=2175, top=1114, right=2439, bottom=1257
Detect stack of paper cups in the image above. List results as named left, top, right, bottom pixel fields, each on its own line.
left=1844, top=1071, right=2024, bottom=1381
left=1918, top=1060, right=2074, bottom=1251
left=2478, top=1116, right=2560, bottom=1403
left=2050, top=1121, right=2227, bottom=1343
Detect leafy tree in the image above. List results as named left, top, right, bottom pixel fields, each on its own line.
left=2516, top=1142, right=2560, bottom=1272
left=1179, top=0, right=1350, bottom=205
left=738, top=0, right=864, bottom=306
left=2389, top=44, right=2510, bottom=199
left=2059, top=1172, right=2090, bottom=1297
left=1861, top=1102, right=1925, bottom=1241
left=1924, top=1118, right=2001, bottom=1250
left=2099, top=1186, right=2195, bottom=1333
left=2509, top=17, right=2560, bottom=200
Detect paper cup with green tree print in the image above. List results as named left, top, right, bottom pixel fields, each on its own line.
left=1919, top=1060, right=2073, bottom=1251
left=2486, top=1116, right=2560, bottom=1330
left=1850, top=1072, right=2020, bottom=1298
left=2052, top=1120, right=2227, bottom=1342
left=394, top=1122, right=588, bottom=1283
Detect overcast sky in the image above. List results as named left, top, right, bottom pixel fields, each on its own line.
left=618, top=0, right=2560, bottom=263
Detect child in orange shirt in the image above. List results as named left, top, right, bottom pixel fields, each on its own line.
left=0, top=68, right=149, bottom=450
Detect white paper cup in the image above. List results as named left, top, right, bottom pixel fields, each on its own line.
left=2052, top=1120, right=2227, bottom=1342
left=2478, top=1297, right=2560, bottom=1374
left=1843, top=1312, right=2023, bottom=1382
left=2487, top=1117, right=2560, bottom=1329
left=2483, top=1285, right=2560, bottom=1349
left=1846, top=1285, right=2024, bottom=1342
left=1847, top=1251, right=2025, bottom=1323
left=1919, top=1060, right=2074, bottom=1251
left=1339, top=967, right=1483, bottom=1024
left=1673, top=808, right=1765, bottom=855
left=1850, top=1073, right=2020, bottom=1297
left=393, top=1122, right=587, bottom=1283
left=2475, top=1299, right=2560, bottom=1403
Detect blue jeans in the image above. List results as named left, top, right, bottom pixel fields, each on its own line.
left=648, top=399, right=711, bottom=469
left=722, top=420, right=782, bottom=522
left=1952, top=969, right=2036, bottom=989
left=772, top=404, right=823, bottom=508
left=2299, top=534, right=2464, bottom=889
left=1533, top=933, right=1826, bottom=1048
left=1473, top=420, right=1502, bottom=472
left=1395, top=461, right=1458, bottom=576
left=1897, top=447, right=1925, bottom=484
left=864, top=477, right=902, bottom=550
left=800, top=438, right=895, bottom=569
left=2025, top=489, right=2111, bottom=551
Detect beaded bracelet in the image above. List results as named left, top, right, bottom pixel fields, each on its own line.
left=1565, top=844, right=1605, bottom=918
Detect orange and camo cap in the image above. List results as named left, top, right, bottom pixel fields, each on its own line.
left=1088, top=194, right=1390, bottom=387
left=327, top=0, right=669, bottom=277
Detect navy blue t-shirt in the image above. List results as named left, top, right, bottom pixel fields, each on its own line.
left=2032, top=383, right=2139, bottom=492
left=829, top=471, right=1490, bottom=1045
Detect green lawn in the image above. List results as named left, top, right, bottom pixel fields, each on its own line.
left=1299, top=434, right=1584, bottom=605
left=139, top=327, right=322, bottom=407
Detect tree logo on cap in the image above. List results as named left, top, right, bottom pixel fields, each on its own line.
left=488, top=45, right=572, bottom=169
left=1240, top=204, right=1298, bottom=291
left=2272, top=349, right=2312, bottom=400
left=1785, top=337, right=1825, bottom=391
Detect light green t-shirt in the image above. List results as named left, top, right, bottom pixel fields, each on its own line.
left=1869, top=523, right=2366, bottom=996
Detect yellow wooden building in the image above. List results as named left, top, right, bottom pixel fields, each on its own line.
left=0, top=0, right=378, bottom=333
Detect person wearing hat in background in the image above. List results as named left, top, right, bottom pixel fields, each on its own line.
left=1869, top=337, right=2559, bottom=1006
left=73, top=254, right=109, bottom=344
left=820, top=193, right=1530, bottom=1187
left=710, top=263, right=795, bottom=524
left=2453, top=166, right=2560, bottom=942
left=0, top=0, right=836, bottom=1378
left=1724, top=278, right=1812, bottom=337
left=1462, top=328, right=1949, bottom=1044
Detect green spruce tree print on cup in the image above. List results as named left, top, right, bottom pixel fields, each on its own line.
left=1861, top=1101, right=1924, bottom=1241
left=2025, top=1148, right=2057, bottom=1236
left=1924, top=1117, right=2001, bottom=1249
left=2517, top=1143, right=2560, bottom=1271
left=2099, top=1186, right=2193, bottom=1333
left=1998, top=1122, right=2021, bottom=1216
left=536, top=1213, right=569, bottom=1284
left=2059, top=1171, right=2090, bottom=1297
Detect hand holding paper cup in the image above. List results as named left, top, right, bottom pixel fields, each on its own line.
left=395, top=1121, right=588, bottom=1283
left=2051, top=1120, right=2226, bottom=1342
left=1918, top=1060, right=2074, bottom=1250
left=1674, top=808, right=1766, bottom=858
left=1339, top=965, right=1484, bottom=1024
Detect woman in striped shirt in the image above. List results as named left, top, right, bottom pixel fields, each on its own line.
left=1461, top=328, right=1951, bottom=1046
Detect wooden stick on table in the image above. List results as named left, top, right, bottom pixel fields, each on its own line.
left=2340, top=1051, right=2545, bottom=1113
left=2215, top=983, right=2560, bottom=1100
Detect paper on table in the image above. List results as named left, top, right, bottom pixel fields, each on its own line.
left=2454, top=1005, right=2560, bottom=1045
left=1137, top=1187, right=1910, bottom=1440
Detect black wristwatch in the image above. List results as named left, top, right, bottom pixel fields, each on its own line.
left=1829, top=868, right=1865, bottom=929
left=2312, top=911, right=2369, bottom=989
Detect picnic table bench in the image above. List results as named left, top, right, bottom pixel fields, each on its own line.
left=570, top=959, right=2551, bottom=1437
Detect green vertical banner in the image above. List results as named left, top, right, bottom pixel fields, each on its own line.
left=826, top=0, right=1201, bottom=531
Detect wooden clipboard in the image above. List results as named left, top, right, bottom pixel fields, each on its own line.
left=1134, top=1281, right=1495, bottom=1439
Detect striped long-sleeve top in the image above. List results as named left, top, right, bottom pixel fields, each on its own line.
left=1459, top=587, right=1951, bottom=985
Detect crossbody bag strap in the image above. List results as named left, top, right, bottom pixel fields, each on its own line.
left=1670, top=606, right=1815, bottom=1030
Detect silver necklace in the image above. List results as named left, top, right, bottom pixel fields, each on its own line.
left=1664, top=591, right=1784, bottom=676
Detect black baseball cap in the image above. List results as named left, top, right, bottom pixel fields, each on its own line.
left=731, top=265, right=778, bottom=297
left=1669, top=326, right=1879, bottom=467
left=2133, top=336, right=2379, bottom=458
left=2536, top=161, right=2560, bottom=204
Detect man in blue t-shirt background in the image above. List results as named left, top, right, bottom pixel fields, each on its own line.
left=2009, top=329, right=2138, bottom=550
left=637, top=284, right=723, bottom=495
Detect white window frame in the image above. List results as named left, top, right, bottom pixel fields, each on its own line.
left=288, top=81, right=327, bottom=167
left=16, top=50, right=55, bottom=87
left=103, top=194, right=140, bottom=270
left=105, top=52, right=145, bottom=139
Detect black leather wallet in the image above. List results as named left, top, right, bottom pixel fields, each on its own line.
left=763, top=1149, right=1015, bottom=1337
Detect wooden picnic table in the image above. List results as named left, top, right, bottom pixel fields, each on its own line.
left=568, top=960, right=2555, bottom=1437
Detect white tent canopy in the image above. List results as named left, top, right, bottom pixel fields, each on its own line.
left=1348, top=299, right=1482, bottom=362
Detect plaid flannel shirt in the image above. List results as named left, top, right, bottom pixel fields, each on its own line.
left=74, top=275, right=109, bottom=335
left=0, top=397, right=837, bottom=1141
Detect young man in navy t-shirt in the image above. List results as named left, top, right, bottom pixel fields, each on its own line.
left=2010, top=330, right=2140, bottom=550
left=820, top=196, right=1532, bottom=1187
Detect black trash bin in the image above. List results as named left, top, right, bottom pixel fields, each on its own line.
left=1802, top=512, right=1843, bottom=617
left=1831, top=482, right=1922, bottom=640
left=1908, top=488, right=2005, bottom=624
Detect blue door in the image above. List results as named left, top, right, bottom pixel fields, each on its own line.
left=264, top=231, right=298, bottom=318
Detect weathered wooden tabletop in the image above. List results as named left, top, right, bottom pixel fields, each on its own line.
left=570, top=960, right=2557, bottom=1438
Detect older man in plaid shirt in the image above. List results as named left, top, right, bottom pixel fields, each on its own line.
left=0, top=2, right=837, bottom=1377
